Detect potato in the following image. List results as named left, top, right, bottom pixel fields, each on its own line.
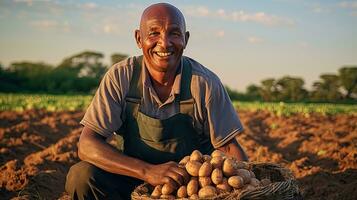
left=189, top=194, right=199, bottom=199
left=228, top=176, right=244, bottom=189
left=198, top=176, right=212, bottom=187
left=249, top=170, right=256, bottom=178
left=210, top=156, right=224, bottom=169
left=187, top=178, right=199, bottom=197
left=211, top=149, right=225, bottom=157
left=177, top=185, right=187, bottom=198
left=162, top=183, right=175, bottom=195
left=222, top=158, right=237, bottom=177
left=260, top=178, right=271, bottom=186
left=211, top=168, right=223, bottom=185
left=179, top=155, right=190, bottom=165
left=203, top=154, right=212, bottom=162
left=186, top=160, right=202, bottom=177
left=216, top=178, right=232, bottom=192
left=236, top=161, right=249, bottom=169
left=199, top=161, right=213, bottom=177
left=151, top=185, right=162, bottom=198
left=160, top=194, right=175, bottom=199
left=236, top=169, right=251, bottom=184
left=198, top=186, right=217, bottom=198
left=250, top=178, right=260, bottom=187
left=190, top=150, right=203, bottom=162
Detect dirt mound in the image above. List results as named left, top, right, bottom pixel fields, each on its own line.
left=0, top=110, right=356, bottom=199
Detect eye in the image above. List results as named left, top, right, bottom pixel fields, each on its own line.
left=148, top=31, right=159, bottom=36
left=171, top=31, right=181, bottom=36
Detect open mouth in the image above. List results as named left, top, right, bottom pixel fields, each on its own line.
left=154, top=51, right=173, bottom=58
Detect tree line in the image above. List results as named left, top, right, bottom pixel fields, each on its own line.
left=0, top=51, right=127, bottom=94
left=226, top=66, right=357, bottom=103
left=0, top=50, right=356, bottom=102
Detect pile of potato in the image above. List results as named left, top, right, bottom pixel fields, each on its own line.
left=150, top=150, right=271, bottom=199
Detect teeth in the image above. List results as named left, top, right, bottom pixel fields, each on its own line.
left=156, top=52, right=173, bottom=57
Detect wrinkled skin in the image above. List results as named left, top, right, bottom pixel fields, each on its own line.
left=135, top=3, right=189, bottom=74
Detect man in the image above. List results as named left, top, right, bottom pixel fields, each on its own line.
left=65, top=3, right=248, bottom=200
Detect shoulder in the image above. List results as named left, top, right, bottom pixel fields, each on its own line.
left=99, top=56, right=140, bottom=97
left=106, top=56, right=137, bottom=81
left=183, top=56, right=226, bottom=107
left=184, top=56, right=222, bottom=89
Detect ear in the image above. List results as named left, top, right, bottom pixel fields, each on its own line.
left=135, top=30, right=142, bottom=49
left=184, top=31, right=190, bottom=49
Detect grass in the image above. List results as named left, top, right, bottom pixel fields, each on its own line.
left=0, top=93, right=356, bottom=116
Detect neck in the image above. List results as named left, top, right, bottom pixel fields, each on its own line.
left=144, top=61, right=179, bottom=102
left=145, top=64, right=178, bottom=87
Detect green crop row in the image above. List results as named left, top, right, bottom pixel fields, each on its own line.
left=0, top=93, right=356, bottom=115
left=233, top=101, right=357, bottom=116
left=0, top=93, right=92, bottom=112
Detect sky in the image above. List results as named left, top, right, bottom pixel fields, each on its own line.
left=0, top=0, right=356, bottom=91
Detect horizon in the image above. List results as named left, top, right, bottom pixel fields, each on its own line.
left=0, top=0, right=356, bottom=91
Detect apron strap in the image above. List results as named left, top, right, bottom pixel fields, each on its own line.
left=179, top=57, right=193, bottom=101
left=126, top=56, right=143, bottom=101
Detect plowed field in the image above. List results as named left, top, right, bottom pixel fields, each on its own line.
left=0, top=110, right=356, bottom=199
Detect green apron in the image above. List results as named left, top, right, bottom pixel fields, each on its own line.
left=116, top=56, right=213, bottom=164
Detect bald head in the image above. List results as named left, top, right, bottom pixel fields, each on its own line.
left=140, top=3, right=186, bottom=31
left=135, top=3, right=189, bottom=73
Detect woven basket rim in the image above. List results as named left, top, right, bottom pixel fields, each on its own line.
left=131, top=162, right=298, bottom=200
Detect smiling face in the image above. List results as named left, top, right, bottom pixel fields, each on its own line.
left=135, top=3, right=189, bottom=73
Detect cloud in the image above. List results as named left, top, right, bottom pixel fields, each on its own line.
left=81, top=2, right=97, bottom=10
left=311, top=4, right=330, bottom=14
left=30, top=20, right=71, bottom=32
left=184, top=6, right=295, bottom=27
left=247, top=36, right=264, bottom=44
left=30, top=20, right=57, bottom=28
left=13, top=0, right=33, bottom=6
left=185, top=6, right=210, bottom=17
left=338, top=1, right=357, bottom=16
left=339, top=1, right=357, bottom=9
left=298, top=41, right=309, bottom=48
left=91, top=17, right=125, bottom=35
left=230, top=11, right=295, bottom=26
left=216, top=30, right=225, bottom=37
left=102, top=24, right=120, bottom=34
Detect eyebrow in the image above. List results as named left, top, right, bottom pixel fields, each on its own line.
left=146, top=23, right=182, bottom=30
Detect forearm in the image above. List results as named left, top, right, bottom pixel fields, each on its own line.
left=78, top=127, right=151, bottom=181
left=218, top=135, right=248, bottom=161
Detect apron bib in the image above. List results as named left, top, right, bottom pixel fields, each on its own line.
left=116, top=56, right=213, bottom=164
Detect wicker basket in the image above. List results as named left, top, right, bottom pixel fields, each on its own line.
left=131, top=162, right=302, bottom=200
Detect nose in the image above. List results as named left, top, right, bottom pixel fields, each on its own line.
left=157, top=33, right=172, bottom=49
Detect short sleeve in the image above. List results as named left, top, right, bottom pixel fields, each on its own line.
left=205, top=78, right=244, bottom=148
left=80, top=71, right=124, bottom=138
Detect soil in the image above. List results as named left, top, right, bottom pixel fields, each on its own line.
left=0, top=110, right=356, bottom=199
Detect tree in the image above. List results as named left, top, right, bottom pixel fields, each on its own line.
left=58, top=51, right=106, bottom=79
left=52, top=51, right=108, bottom=93
left=276, top=76, right=308, bottom=101
left=0, top=63, right=20, bottom=92
left=111, top=53, right=128, bottom=66
left=259, top=78, right=279, bottom=101
left=8, top=62, right=53, bottom=92
left=245, top=84, right=261, bottom=100
left=310, top=74, right=342, bottom=102
left=339, top=66, right=357, bottom=99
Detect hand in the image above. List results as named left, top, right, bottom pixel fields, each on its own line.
left=144, top=161, right=189, bottom=187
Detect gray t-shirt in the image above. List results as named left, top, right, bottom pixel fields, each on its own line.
left=80, top=56, right=244, bottom=148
